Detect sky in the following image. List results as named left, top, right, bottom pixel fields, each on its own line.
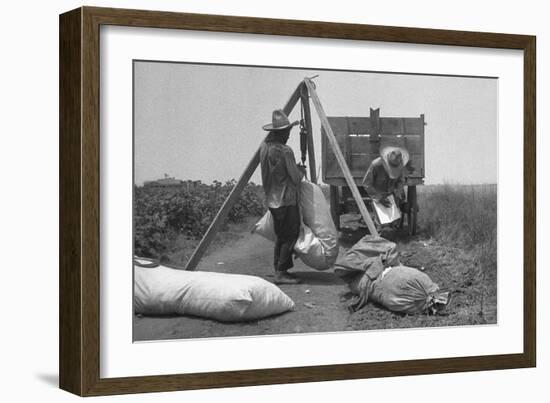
left=134, top=61, right=497, bottom=186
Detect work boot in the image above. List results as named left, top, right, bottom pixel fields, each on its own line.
left=274, top=272, right=301, bottom=285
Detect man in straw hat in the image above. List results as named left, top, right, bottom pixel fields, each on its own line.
left=362, top=145, right=409, bottom=208
left=260, top=109, right=305, bottom=285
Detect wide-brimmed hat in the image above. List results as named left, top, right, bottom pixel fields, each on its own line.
left=380, top=145, right=409, bottom=179
left=262, top=109, right=299, bottom=131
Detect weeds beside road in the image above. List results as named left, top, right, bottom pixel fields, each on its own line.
left=418, top=184, right=497, bottom=322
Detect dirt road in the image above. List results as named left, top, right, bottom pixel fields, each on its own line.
left=134, top=221, right=496, bottom=342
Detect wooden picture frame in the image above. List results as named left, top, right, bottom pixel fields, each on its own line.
left=59, top=6, right=536, bottom=396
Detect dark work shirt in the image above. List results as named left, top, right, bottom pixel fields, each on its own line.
left=260, top=140, right=302, bottom=208
left=362, top=157, right=404, bottom=198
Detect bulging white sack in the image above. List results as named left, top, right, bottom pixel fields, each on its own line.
left=253, top=180, right=339, bottom=270
left=253, top=212, right=276, bottom=243
left=134, top=265, right=295, bottom=322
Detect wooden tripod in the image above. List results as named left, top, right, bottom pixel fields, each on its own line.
left=184, top=78, right=378, bottom=271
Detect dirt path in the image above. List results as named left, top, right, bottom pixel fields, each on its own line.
left=134, top=222, right=496, bottom=342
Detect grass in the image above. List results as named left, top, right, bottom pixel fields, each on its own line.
left=418, top=184, right=497, bottom=271
left=417, top=184, right=497, bottom=321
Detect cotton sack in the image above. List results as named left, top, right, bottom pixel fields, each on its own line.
left=253, top=180, right=339, bottom=270
left=370, top=265, right=450, bottom=314
left=134, top=265, right=295, bottom=322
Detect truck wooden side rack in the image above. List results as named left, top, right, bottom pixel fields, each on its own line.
left=322, top=107, right=426, bottom=235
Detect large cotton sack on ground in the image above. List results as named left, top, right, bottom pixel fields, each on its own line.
left=252, top=180, right=338, bottom=270
left=370, top=265, right=446, bottom=314
left=333, top=235, right=400, bottom=310
left=134, top=265, right=295, bottom=322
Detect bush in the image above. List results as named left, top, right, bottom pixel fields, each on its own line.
left=134, top=180, right=266, bottom=259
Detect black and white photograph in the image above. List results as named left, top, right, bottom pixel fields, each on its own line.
left=132, top=61, right=497, bottom=341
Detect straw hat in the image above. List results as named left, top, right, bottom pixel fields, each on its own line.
left=262, top=109, right=299, bottom=131
left=380, top=146, right=409, bottom=179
